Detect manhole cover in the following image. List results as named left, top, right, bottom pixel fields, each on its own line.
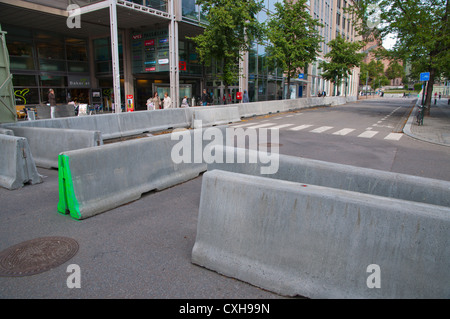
left=0, top=237, right=79, bottom=277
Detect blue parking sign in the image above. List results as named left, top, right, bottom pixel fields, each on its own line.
left=420, top=72, right=430, bottom=81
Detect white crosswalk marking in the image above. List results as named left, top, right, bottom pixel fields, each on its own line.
left=269, top=124, right=294, bottom=130
left=310, top=126, right=333, bottom=133
left=231, top=122, right=257, bottom=128
left=332, top=128, right=355, bottom=136
left=247, top=123, right=277, bottom=129
left=231, top=121, right=403, bottom=142
left=384, top=133, right=403, bottom=141
left=289, top=124, right=313, bottom=131
left=358, top=131, right=379, bottom=138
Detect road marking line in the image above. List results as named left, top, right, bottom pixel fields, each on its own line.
left=289, top=124, right=313, bottom=131
left=332, top=128, right=355, bottom=136
left=310, top=126, right=334, bottom=133
left=384, top=133, right=403, bottom=141
left=247, top=123, right=277, bottom=129
left=269, top=124, right=295, bottom=130
left=358, top=131, right=379, bottom=138
left=231, top=122, right=257, bottom=128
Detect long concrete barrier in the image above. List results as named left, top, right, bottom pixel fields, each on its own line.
left=57, top=127, right=226, bottom=220
left=0, top=134, right=42, bottom=190
left=2, top=96, right=357, bottom=140
left=189, top=106, right=241, bottom=128
left=2, top=109, right=190, bottom=141
left=0, top=128, right=13, bottom=135
left=237, top=96, right=356, bottom=118
left=208, top=146, right=450, bottom=208
left=192, top=170, right=450, bottom=298
left=6, top=126, right=103, bottom=169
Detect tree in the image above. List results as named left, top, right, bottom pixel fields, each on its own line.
left=265, top=0, right=323, bottom=98
left=385, top=60, right=405, bottom=83
left=319, top=36, right=365, bottom=96
left=360, top=60, right=390, bottom=90
left=351, top=0, right=450, bottom=112
left=188, top=0, right=265, bottom=91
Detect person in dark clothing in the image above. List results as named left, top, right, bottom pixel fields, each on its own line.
left=201, top=89, right=208, bottom=106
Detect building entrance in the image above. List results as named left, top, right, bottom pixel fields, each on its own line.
left=205, top=81, right=239, bottom=105
left=152, top=83, right=192, bottom=108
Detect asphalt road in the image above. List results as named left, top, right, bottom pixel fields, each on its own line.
left=1, top=97, right=449, bottom=302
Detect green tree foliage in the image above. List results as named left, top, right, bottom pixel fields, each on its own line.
left=360, top=60, right=389, bottom=89
left=188, top=0, right=265, bottom=88
left=385, top=60, right=405, bottom=83
left=265, top=0, right=323, bottom=98
left=319, top=36, right=365, bottom=96
left=351, top=0, right=449, bottom=109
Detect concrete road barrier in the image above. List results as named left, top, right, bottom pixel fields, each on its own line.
left=0, top=128, right=13, bottom=135
left=189, top=107, right=241, bottom=128
left=208, top=146, right=450, bottom=208
left=6, top=126, right=103, bottom=169
left=0, top=134, right=42, bottom=190
left=117, top=109, right=190, bottom=136
left=3, top=109, right=190, bottom=141
left=192, top=170, right=450, bottom=298
left=35, top=104, right=75, bottom=119
left=57, top=127, right=227, bottom=220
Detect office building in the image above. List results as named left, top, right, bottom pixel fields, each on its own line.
left=0, top=0, right=361, bottom=111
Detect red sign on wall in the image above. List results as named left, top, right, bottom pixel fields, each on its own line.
left=179, top=61, right=187, bottom=71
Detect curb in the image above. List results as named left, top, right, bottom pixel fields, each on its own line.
left=402, top=101, right=450, bottom=148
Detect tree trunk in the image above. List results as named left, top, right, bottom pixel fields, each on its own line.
left=286, top=63, right=291, bottom=99
left=424, top=68, right=436, bottom=116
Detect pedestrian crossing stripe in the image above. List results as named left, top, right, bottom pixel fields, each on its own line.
left=229, top=123, right=403, bottom=141
left=358, top=131, right=379, bottom=138
left=247, top=123, right=277, bottom=129
left=384, top=133, right=403, bottom=141
left=289, top=125, right=313, bottom=131
left=269, top=124, right=294, bottom=130
left=333, top=128, right=355, bottom=136
left=310, top=126, right=333, bottom=133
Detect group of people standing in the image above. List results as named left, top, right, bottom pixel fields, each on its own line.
left=146, top=92, right=173, bottom=110
left=146, top=89, right=251, bottom=111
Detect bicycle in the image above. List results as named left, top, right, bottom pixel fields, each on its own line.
left=416, top=105, right=424, bottom=126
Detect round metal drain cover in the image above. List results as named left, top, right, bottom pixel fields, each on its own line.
left=0, top=237, right=79, bottom=277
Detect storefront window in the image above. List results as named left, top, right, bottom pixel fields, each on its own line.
left=67, top=44, right=88, bottom=61
left=39, top=59, right=67, bottom=72
left=68, top=61, right=89, bottom=73
left=7, top=39, right=35, bottom=70
left=14, top=88, right=39, bottom=105
left=37, top=42, right=65, bottom=60
left=12, top=74, right=37, bottom=87
left=40, top=75, right=66, bottom=87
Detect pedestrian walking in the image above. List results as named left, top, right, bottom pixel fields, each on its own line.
left=201, top=89, right=208, bottom=106
left=163, top=92, right=172, bottom=109
left=48, top=89, right=56, bottom=118
left=181, top=96, right=189, bottom=108
left=242, top=90, right=249, bottom=103
left=151, top=92, right=161, bottom=110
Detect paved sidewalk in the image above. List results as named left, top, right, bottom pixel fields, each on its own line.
left=403, top=97, right=450, bottom=147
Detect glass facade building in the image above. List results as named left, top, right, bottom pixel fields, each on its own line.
left=0, top=0, right=361, bottom=111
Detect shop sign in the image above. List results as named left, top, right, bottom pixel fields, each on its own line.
left=132, top=28, right=169, bottom=73
left=68, top=76, right=91, bottom=88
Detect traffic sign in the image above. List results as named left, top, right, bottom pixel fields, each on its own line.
left=298, top=73, right=305, bottom=79
left=420, top=72, right=430, bottom=82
